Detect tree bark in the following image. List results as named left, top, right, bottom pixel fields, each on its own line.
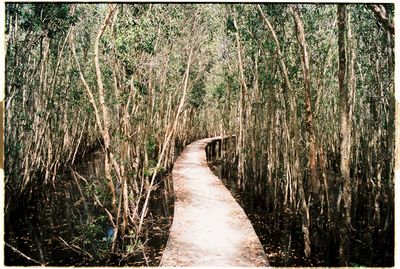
left=232, top=9, right=246, bottom=189
left=338, top=4, right=352, bottom=265
left=94, top=4, right=118, bottom=214
left=289, top=4, right=319, bottom=195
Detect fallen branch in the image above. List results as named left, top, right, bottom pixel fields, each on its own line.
left=58, top=236, right=94, bottom=260
left=5, top=242, right=44, bottom=266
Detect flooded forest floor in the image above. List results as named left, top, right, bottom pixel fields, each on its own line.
left=5, top=148, right=175, bottom=266
left=208, top=159, right=394, bottom=267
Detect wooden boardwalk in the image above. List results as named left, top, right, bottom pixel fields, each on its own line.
left=161, top=137, right=269, bottom=267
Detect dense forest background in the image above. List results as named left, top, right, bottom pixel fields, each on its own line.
left=4, top=3, right=396, bottom=267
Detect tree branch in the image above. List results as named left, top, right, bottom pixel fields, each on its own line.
left=5, top=242, right=44, bottom=266
left=369, top=4, right=394, bottom=35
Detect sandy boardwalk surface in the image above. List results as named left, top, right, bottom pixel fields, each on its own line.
left=160, top=137, right=269, bottom=267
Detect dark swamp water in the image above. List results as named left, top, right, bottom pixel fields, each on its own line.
left=5, top=149, right=175, bottom=266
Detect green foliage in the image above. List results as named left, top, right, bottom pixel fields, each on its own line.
left=212, top=83, right=226, bottom=101
left=226, top=16, right=236, bottom=33
left=114, top=5, right=158, bottom=60
left=8, top=3, right=76, bottom=38
left=147, top=137, right=157, bottom=157
left=189, top=79, right=206, bottom=108
left=72, top=215, right=111, bottom=258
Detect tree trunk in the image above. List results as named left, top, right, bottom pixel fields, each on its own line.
left=94, top=4, right=118, bottom=213
left=232, top=9, right=246, bottom=190
left=338, top=4, right=352, bottom=265
left=289, top=4, right=319, bottom=195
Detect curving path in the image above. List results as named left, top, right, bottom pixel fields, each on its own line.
left=160, top=137, right=269, bottom=267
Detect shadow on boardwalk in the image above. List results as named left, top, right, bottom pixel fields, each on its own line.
left=161, top=137, right=269, bottom=267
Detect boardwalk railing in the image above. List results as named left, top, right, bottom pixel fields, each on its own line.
left=160, top=137, right=269, bottom=267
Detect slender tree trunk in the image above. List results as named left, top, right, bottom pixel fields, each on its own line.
left=289, top=4, right=319, bottom=195
left=232, top=10, right=246, bottom=189
left=70, top=33, right=103, bottom=135
left=94, top=4, right=118, bottom=213
left=338, top=4, right=352, bottom=265
left=289, top=4, right=322, bottom=255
